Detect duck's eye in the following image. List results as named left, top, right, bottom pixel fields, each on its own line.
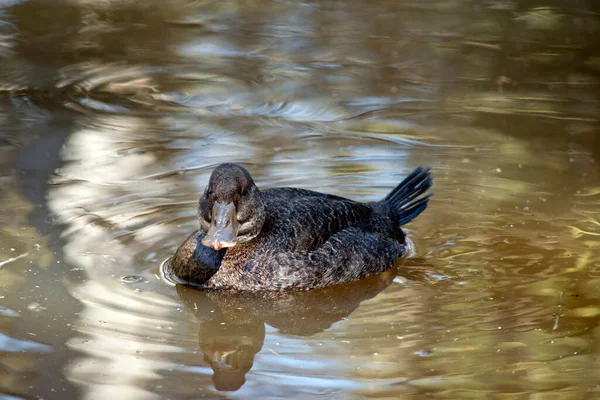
left=241, top=188, right=249, bottom=197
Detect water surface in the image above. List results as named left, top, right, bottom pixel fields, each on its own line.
left=0, top=1, right=599, bottom=399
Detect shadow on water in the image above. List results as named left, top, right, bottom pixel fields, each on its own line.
left=176, top=269, right=395, bottom=391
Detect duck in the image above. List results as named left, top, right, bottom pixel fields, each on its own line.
left=168, top=163, right=432, bottom=291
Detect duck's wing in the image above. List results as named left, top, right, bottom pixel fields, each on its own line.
left=260, top=190, right=374, bottom=252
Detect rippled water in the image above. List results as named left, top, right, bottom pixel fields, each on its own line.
left=1, top=1, right=599, bottom=399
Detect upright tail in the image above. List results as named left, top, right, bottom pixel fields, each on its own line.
left=384, top=167, right=432, bottom=226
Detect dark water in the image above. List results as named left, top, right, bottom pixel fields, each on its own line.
left=1, top=1, right=599, bottom=398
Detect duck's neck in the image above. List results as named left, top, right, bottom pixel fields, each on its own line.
left=236, top=200, right=266, bottom=243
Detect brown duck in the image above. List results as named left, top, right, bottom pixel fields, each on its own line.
left=168, top=163, right=432, bottom=291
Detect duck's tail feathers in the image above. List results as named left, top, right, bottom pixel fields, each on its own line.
left=384, top=166, right=432, bottom=226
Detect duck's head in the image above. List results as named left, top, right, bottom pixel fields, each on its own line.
left=198, top=163, right=265, bottom=250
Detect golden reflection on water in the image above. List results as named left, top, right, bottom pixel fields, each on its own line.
left=0, top=0, right=599, bottom=398
left=39, top=113, right=599, bottom=398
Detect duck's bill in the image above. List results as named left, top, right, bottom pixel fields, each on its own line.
left=202, top=202, right=239, bottom=250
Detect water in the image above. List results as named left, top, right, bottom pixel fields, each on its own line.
left=1, top=1, right=599, bottom=398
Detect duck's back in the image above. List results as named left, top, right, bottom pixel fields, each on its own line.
left=258, top=187, right=378, bottom=252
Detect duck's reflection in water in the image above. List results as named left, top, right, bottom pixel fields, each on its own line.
left=175, top=268, right=396, bottom=391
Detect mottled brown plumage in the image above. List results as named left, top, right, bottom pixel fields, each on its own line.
left=169, top=163, right=432, bottom=291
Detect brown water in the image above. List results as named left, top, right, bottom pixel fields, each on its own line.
left=1, top=1, right=599, bottom=399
